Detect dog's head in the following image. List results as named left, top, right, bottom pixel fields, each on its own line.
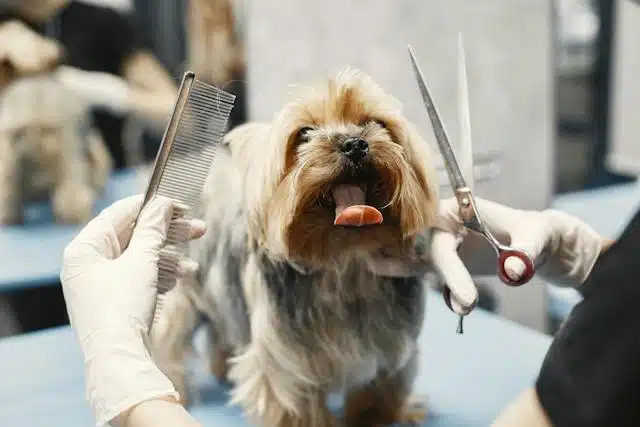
left=244, top=67, right=438, bottom=265
left=0, top=75, right=88, bottom=163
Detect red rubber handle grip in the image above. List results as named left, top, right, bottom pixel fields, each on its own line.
left=497, top=249, right=535, bottom=287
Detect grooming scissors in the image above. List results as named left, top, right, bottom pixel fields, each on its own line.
left=408, top=36, right=535, bottom=293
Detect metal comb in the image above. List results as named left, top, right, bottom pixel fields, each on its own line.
left=136, top=71, right=235, bottom=329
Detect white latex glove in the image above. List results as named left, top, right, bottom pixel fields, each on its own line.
left=0, top=20, right=61, bottom=74
left=53, top=65, right=131, bottom=114
left=367, top=230, right=480, bottom=313
left=436, top=197, right=605, bottom=288
left=61, top=195, right=206, bottom=426
left=368, top=197, right=606, bottom=314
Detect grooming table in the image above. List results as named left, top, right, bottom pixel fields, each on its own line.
left=0, top=292, right=551, bottom=427
left=0, top=169, right=146, bottom=291
left=546, top=180, right=640, bottom=322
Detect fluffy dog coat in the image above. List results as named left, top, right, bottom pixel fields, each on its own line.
left=152, top=67, right=439, bottom=427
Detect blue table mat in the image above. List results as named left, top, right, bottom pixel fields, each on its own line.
left=0, top=169, right=144, bottom=291
left=0, top=292, right=551, bottom=427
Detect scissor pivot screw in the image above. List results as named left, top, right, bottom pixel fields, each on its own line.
left=461, top=197, right=470, bottom=207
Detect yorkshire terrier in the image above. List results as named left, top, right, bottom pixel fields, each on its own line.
left=0, top=74, right=112, bottom=225
left=151, top=67, right=439, bottom=427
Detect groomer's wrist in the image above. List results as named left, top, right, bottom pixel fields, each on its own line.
left=80, top=320, right=178, bottom=426
left=113, top=395, right=181, bottom=427
left=599, top=237, right=615, bottom=254
left=116, top=397, right=203, bottom=427
left=540, top=209, right=604, bottom=288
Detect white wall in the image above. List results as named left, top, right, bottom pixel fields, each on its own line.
left=609, top=0, right=640, bottom=176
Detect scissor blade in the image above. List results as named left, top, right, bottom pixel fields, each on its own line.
left=457, top=33, right=475, bottom=191
left=407, top=45, right=467, bottom=191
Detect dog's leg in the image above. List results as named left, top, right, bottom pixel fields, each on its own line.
left=150, top=280, right=200, bottom=407
left=53, top=128, right=96, bottom=224
left=52, top=180, right=95, bottom=224
left=206, top=324, right=232, bottom=383
left=0, top=132, right=22, bottom=224
left=85, top=129, right=112, bottom=194
left=228, top=346, right=343, bottom=427
left=344, top=350, right=426, bottom=427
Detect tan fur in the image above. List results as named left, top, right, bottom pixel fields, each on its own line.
left=209, top=347, right=231, bottom=381
left=344, top=371, right=427, bottom=427
left=151, top=67, right=437, bottom=427
left=187, top=0, right=245, bottom=87
left=0, top=74, right=112, bottom=225
left=237, top=68, right=438, bottom=266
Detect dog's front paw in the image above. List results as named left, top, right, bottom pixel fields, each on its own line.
left=345, top=401, right=427, bottom=427
left=395, top=400, right=428, bottom=425
left=52, top=183, right=95, bottom=224
left=0, top=207, right=23, bottom=225
left=210, top=348, right=232, bottom=384
left=345, top=384, right=427, bottom=427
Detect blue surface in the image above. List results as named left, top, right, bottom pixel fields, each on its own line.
left=0, top=292, right=551, bottom=427
left=0, top=170, right=145, bottom=291
left=546, top=179, right=640, bottom=321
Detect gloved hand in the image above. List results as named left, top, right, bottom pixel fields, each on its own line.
left=0, top=20, right=62, bottom=75
left=367, top=228, right=480, bottom=314
left=61, top=195, right=206, bottom=426
left=368, top=197, right=606, bottom=314
left=436, top=197, right=605, bottom=288
left=53, top=65, right=132, bottom=114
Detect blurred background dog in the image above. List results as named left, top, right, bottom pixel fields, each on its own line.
left=0, top=73, right=112, bottom=225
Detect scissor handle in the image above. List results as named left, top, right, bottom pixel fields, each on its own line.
left=442, top=286, right=476, bottom=315
left=497, top=248, right=535, bottom=286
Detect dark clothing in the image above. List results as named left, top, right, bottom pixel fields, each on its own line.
left=0, top=1, right=145, bottom=169
left=536, top=208, right=640, bottom=426
left=223, top=72, right=248, bottom=132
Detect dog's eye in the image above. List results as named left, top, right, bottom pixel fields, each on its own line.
left=370, top=119, right=387, bottom=129
left=295, top=126, right=314, bottom=145
left=11, top=128, right=27, bottom=142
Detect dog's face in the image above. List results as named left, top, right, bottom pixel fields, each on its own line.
left=247, top=68, right=438, bottom=265
left=0, top=76, right=87, bottom=189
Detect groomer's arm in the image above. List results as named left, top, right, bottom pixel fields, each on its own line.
left=427, top=199, right=619, bottom=427
left=492, top=234, right=615, bottom=427
left=496, top=204, right=640, bottom=427
left=120, top=50, right=178, bottom=131
left=600, top=238, right=616, bottom=253
left=492, top=246, right=616, bottom=427
left=491, top=389, right=551, bottom=427
left=61, top=195, right=207, bottom=427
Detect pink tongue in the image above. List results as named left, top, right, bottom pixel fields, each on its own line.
left=333, top=184, right=383, bottom=227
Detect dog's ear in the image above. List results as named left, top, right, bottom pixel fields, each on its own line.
left=396, top=119, right=440, bottom=233
left=222, top=122, right=280, bottom=240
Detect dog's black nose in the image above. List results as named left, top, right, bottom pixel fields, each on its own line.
left=340, top=137, right=369, bottom=161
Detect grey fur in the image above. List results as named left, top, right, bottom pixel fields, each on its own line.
left=152, top=135, right=429, bottom=413
left=151, top=68, right=439, bottom=425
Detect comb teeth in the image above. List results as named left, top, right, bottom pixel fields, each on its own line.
left=148, top=74, right=236, bottom=329
left=156, top=79, right=235, bottom=210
